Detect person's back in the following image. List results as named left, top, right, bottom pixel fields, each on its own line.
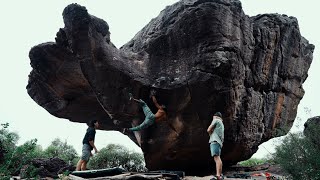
left=82, top=127, right=96, bottom=150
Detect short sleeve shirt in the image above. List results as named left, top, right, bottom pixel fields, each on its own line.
left=82, top=127, right=96, bottom=150
left=209, top=117, right=224, bottom=147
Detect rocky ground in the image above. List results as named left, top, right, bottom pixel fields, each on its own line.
left=10, top=162, right=288, bottom=180
left=184, top=163, right=287, bottom=180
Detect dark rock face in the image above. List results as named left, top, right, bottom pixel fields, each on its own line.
left=304, top=116, right=320, bottom=147
left=304, top=116, right=320, bottom=132
left=27, top=0, right=314, bottom=174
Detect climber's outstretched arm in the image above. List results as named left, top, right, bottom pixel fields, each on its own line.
left=152, top=96, right=162, bottom=109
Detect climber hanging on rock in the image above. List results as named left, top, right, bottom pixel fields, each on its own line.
left=123, top=89, right=178, bottom=135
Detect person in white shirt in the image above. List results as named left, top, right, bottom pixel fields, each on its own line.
left=207, top=112, right=224, bottom=180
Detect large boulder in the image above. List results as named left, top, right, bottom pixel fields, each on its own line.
left=304, top=116, right=320, bottom=134
left=304, top=116, right=320, bottom=147
left=27, top=0, right=314, bottom=174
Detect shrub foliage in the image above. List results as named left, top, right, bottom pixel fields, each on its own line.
left=238, top=158, right=269, bottom=166
left=0, top=123, right=78, bottom=178
left=43, top=138, right=78, bottom=164
left=0, top=123, right=146, bottom=178
left=273, top=124, right=320, bottom=179
left=89, top=144, right=146, bottom=172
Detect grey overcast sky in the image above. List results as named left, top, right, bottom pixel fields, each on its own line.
left=0, top=0, right=319, bottom=158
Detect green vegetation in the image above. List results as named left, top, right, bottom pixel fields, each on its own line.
left=0, top=122, right=42, bottom=179
left=89, top=144, right=146, bottom=172
left=0, top=123, right=146, bottom=179
left=238, top=158, right=269, bottom=166
left=0, top=123, right=79, bottom=179
left=238, top=112, right=320, bottom=179
left=0, top=123, right=19, bottom=162
left=273, top=125, right=320, bottom=179
left=43, top=138, right=78, bottom=165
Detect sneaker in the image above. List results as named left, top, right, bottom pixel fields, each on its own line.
left=210, top=175, right=224, bottom=180
left=217, top=175, right=224, bottom=180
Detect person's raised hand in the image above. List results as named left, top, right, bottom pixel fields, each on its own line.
left=150, top=89, right=156, bottom=98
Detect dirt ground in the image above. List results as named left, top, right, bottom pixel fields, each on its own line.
left=183, top=163, right=288, bottom=180
left=184, top=174, right=285, bottom=180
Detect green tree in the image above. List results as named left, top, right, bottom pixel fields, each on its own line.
left=0, top=123, right=44, bottom=179
left=0, top=123, right=19, bottom=162
left=43, top=138, right=78, bottom=165
left=0, top=139, right=43, bottom=178
left=89, top=144, right=146, bottom=172
left=273, top=126, right=320, bottom=179
left=0, top=124, right=81, bottom=179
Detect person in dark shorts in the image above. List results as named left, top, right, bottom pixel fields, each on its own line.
left=207, top=112, right=225, bottom=180
left=76, top=119, right=99, bottom=171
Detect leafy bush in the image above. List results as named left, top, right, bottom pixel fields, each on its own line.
left=273, top=125, right=320, bottom=179
left=88, top=144, right=146, bottom=172
left=19, top=164, right=40, bottom=179
left=0, top=124, right=79, bottom=178
left=0, top=138, right=43, bottom=177
left=0, top=123, right=19, bottom=162
left=43, top=138, right=78, bottom=165
left=238, top=158, right=269, bottom=166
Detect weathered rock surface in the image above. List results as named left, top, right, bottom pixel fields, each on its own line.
left=27, top=0, right=314, bottom=174
left=304, top=116, right=320, bottom=148
left=304, top=116, right=320, bottom=133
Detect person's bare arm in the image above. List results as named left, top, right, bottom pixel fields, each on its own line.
left=207, top=124, right=216, bottom=135
left=89, top=140, right=98, bottom=153
left=152, top=96, right=162, bottom=109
